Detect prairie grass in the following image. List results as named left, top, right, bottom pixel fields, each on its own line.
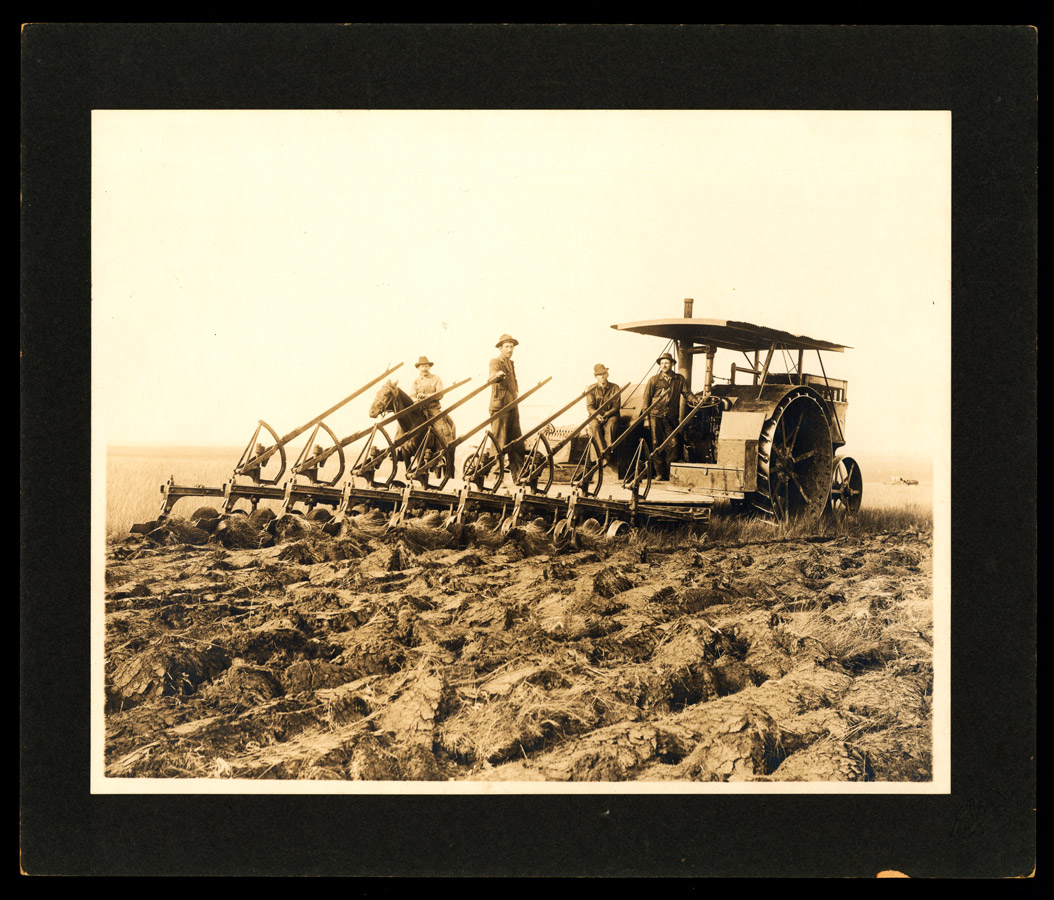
left=105, top=449, right=249, bottom=537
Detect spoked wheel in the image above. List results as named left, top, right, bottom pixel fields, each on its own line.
left=516, top=432, right=555, bottom=494
left=753, top=389, right=834, bottom=521
left=827, top=455, right=863, bottom=515
left=462, top=432, right=505, bottom=493
left=351, top=425, right=398, bottom=488
left=621, top=437, right=653, bottom=501
left=406, top=427, right=453, bottom=491
left=570, top=436, right=605, bottom=498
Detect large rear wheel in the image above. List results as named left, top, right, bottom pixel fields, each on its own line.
left=753, top=390, right=834, bottom=521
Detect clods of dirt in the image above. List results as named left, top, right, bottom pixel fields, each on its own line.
left=104, top=515, right=934, bottom=783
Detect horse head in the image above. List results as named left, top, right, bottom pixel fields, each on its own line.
left=368, top=380, right=399, bottom=419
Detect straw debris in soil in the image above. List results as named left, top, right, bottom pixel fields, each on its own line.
left=103, top=511, right=935, bottom=783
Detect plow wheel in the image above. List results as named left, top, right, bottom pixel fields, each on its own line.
left=827, top=456, right=863, bottom=515
left=407, top=427, right=453, bottom=490
left=462, top=432, right=505, bottom=493
left=621, top=437, right=652, bottom=501
left=571, top=436, right=605, bottom=498
left=517, top=433, right=555, bottom=494
left=753, top=389, right=834, bottom=521
left=352, top=426, right=398, bottom=488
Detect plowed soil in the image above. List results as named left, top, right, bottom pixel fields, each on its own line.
left=103, top=509, right=933, bottom=783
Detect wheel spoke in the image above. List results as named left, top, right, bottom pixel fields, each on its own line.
left=785, top=408, right=804, bottom=451
left=788, top=469, right=811, bottom=504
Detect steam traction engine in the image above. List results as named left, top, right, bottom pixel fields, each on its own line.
left=611, top=300, right=862, bottom=519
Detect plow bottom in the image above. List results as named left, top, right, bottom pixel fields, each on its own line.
left=154, top=477, right=712, bottom=540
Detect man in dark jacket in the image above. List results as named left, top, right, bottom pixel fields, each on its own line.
left=488, top=334, right=525, bottom=478
left=586, top=364, right=621, bottom=453
left=642, top=352, right=687, bottom=481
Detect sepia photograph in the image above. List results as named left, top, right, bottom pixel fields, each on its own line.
left=91, top=108, right=950, bottom=791
left=23, top=24, right=1034, bottom=877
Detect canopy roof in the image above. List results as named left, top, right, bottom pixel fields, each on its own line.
left=611, top=317, right=848, bottom=353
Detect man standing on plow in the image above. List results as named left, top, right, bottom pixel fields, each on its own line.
left=643, top=351, right=687, bottom=481
left=412, top=356, right=444, bottom=416
left=586, top=363, right=621, bottom=454
left=489, top=334, right=525, bottom=479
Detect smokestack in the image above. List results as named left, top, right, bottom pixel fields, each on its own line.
left=678, top=299, right=694, bottom=394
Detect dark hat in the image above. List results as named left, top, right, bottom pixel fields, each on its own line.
left=415, top=356, right=434, bottom=368
left=495, top=334, right=519, bottom=348
left=656, top=352, right=676, bottom=365
left=593, top=364, right=609, bottom=376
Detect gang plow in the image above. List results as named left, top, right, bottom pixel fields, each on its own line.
left=146, top=369, right=712, bottom=545
left=142, top=301, right=860, bottom=542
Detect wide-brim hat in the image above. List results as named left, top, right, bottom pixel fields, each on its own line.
left=656, top=352, right=676, bottom=364
left=415, top=356, right=434, bottom=368
left=593, top=364, right=609, bottom=376
left=495, top=334, right=519, bottom=348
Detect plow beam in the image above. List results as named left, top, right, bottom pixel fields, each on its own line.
left=416, top=377, right=553, bottom=475
left=290, top=420, right=346, bottom=486
left=517, top=383, right=631, bottom=493
left=295, top=377, right=473, bottom=480
left=571, top=394, right=666, bottom=491
left=235, top=362, right=404, bottom=483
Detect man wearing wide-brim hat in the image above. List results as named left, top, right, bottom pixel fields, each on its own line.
left=642, top=351, right=688, bottom=481
left=412, top=355, right=444, bottom=416
left=488, top=334, right=525, bottom=477
left=586, top=363, right=622, bottom=454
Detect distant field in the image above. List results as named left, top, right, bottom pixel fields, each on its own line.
left=104, top=446, right=934, bottom=537
left=105, top=451, right=241, bottom=536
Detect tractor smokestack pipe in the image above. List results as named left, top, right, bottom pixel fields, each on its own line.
left=678, top=298, right=694, bottom=399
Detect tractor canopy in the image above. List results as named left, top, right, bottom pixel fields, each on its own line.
left=610, top=317, right=849, bottom=354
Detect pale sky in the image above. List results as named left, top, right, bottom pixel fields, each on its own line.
left=92, top=110, right=950, bottom=464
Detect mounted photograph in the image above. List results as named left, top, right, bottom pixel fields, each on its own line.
left=92, top=109, right=949, bottom=792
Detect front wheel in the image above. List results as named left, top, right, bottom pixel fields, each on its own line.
left=827, top=456, right=863, bottom=514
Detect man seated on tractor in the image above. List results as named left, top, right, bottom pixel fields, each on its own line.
left=586, top=363, right=621, bottom=453
left=412, top=356, right=444, bottom=416
left=643, top=352, right=687, bottom=481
